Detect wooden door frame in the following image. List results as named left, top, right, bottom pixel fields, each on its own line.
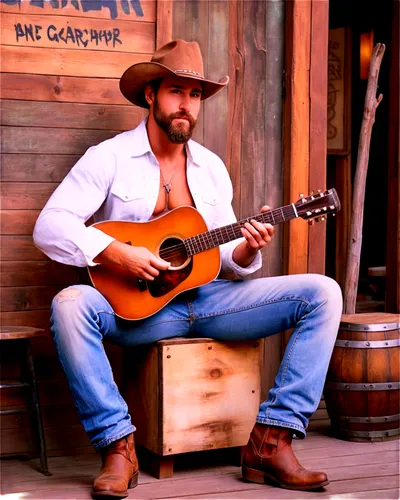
left=386, top=0, right=400, bottom=313
left=284, top=0, right=329, bottom=275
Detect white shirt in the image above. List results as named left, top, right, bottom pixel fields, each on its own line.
left=33, top=119, right=262, bottom=277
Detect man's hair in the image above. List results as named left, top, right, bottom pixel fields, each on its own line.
left=148, top=78, right=162, bottom=95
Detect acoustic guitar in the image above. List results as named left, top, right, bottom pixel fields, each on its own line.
left=88, top=189, right=340, bottom=320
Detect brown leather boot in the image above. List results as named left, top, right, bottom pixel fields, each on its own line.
left=242, top=424, right=329, bottom=491
left=92, top=433, right=139, bottom=498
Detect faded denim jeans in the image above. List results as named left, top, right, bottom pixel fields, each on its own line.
left=50, top=274, right=342, bottom=450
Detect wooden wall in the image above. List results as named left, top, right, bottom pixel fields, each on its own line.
left=0, top=0, right=165, bottom=456
left=0, top=0, right=330, bottom=457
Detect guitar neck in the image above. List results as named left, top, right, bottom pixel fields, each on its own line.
left=185, top=203, right=298, bottom=256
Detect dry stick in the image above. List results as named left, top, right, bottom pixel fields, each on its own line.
left=343, top=43, right=386, bottom=314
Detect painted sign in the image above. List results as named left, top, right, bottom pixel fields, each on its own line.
left=0, top=0, right=143, bottom=20
left=14, top=21, right=122, bottom=47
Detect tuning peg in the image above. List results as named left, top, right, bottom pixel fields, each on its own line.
left=299, top=193, right=304, bottom=198
left=308, top=219, right=315, bottom=225
left=321, top=216, right=325, bottom=222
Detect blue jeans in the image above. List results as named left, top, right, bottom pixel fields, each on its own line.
left=50, top=274, right=342, bottom=450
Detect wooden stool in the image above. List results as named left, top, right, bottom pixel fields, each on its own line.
left=0, top=326, right=51, bottom=475
left=124, top=338, right=261, bottom=478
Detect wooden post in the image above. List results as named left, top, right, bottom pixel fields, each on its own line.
left=283, top=0, right=311, bottom=275
left=284, top=0, right=329, bottom=276
left=343, top=44, right=386, bottom=314
left=308, top=0, right=329, bottom=275
left=386, top=1, right=400, bottom=313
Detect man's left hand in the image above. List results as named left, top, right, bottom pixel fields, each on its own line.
left=232, top=205, right=275, bottom=269
left=241, top=205, right=275, bottom=253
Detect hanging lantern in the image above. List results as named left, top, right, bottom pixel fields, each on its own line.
left=360, top=31, right=374, bottom=80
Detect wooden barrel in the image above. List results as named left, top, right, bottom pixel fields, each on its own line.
left=324, top=312, right=400, bottom=442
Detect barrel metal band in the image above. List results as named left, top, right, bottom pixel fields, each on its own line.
left=338, top=428, right=399, bottom=438
left=339, top=321, right=400, bottom=332
left=335, top=338, right=400, bottom=348
left=338, top=413, right=400, bottom=424
left=325, top=381, right=400, bottom=391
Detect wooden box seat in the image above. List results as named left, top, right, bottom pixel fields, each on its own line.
left=124, top=337, right=262, bottom=478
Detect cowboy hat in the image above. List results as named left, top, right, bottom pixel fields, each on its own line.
left=119, top=39, right=229, bottom=108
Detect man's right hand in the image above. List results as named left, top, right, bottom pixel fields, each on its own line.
left=94, top=241, right=170, bottom=281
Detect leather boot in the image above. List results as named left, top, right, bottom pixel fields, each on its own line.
left=242, top=424, right=329, bottom=491
left=92, top=433, right=139, bottom=498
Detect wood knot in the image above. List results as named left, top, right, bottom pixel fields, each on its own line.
left=53, top=85, right=61, bottom=95
left=210, top=368, right=222, bottom=379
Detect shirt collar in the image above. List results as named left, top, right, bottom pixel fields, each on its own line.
left=185, top=140, right=202, bottom=167
left=129, top=118, right=202, bottom=167
left=129, top=118, right=152, bottom=158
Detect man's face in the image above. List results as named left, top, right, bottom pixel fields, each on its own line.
left=150, top=76, right=202, bottom=144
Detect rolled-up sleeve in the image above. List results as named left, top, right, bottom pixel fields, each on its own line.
left=33, top=145, right=116, bottom=267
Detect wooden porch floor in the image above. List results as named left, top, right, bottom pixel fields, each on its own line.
left=1, top=425, right=399, bottom=500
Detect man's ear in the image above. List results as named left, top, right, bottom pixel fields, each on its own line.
left=144, top=84, right=155, bottom=107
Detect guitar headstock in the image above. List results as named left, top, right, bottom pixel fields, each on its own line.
left=295, top=189, right=341, bottom=224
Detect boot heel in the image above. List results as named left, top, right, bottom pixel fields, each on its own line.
left=242, top=465, right=265, bottom=484
left=128, top=470, right=139, bottom=489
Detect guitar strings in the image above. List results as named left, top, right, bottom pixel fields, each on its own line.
left=155, top=206, right=297, bottom=261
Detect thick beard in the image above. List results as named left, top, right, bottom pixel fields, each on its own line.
left=153, top=97, right=197, bottom=144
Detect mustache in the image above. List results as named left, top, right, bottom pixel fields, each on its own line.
left=170, top=112, right=196, bottom=125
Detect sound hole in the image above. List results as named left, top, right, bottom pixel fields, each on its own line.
left=159, top=237, right=188, bottom=268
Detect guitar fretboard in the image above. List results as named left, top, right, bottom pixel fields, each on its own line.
left=184, top=204, right=297, bottom=256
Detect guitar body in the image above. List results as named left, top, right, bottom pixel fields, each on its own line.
left=88, top=206, right=221, bottom=320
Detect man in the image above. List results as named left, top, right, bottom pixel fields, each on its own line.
left=33, top=40, right=342, bottom=498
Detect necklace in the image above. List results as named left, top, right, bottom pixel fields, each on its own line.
left=160, top=166, right=177, bottom=210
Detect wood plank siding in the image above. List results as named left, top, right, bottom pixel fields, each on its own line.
left=0, top=0, right=156, bottom=456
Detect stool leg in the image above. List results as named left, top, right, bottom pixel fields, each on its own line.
left=25, top=342, right=51, bottom=476
left=150, top=454, right=174, bottom=479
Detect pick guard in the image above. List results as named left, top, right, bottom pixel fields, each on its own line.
left=148, top=259, right=193, bottom=297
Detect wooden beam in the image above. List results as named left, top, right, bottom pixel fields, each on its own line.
left=284, top=0, right=311, bottom=275
left=308, top=0, right=329, bottom=274
left=386, top=0, right=400, bottom=313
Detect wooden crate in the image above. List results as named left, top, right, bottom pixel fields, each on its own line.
left=124, top=338, right=261, bottom=478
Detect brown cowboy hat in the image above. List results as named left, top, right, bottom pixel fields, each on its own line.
left=119, top=39, right=229, bottom=108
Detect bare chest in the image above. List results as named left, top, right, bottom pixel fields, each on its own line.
left=152, top=161, right=195, bottom=217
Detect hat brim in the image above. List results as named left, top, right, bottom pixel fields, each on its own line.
left=120, top=62, right=229, bottom=108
